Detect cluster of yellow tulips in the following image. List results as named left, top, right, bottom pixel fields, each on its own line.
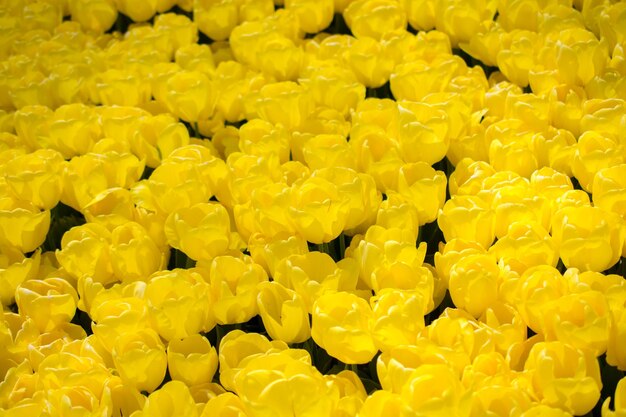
left=1, top=0, right=626, bottom=416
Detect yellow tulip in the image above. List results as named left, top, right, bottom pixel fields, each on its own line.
left=437, top=195, right=495, bottom=249
left=273, top=251, right=359, bottom=312
left=146, top=269, right=214, bottom=340
left=300, top=65, right=366, bottom=118
left=112, top=328, right=167, bottom=394
left=247, top=233, right=309, bottom=277
left=312, top=291, right=377, bottom=364
left=137, top=380, right=199, bottom=417
left=116, top=0, right=158, bottom=22
left=437, top=0, right=497, bottom=46
left=396, top=162, right=447, bottom=225
left=343, top=0, right=407, bottom=40
left=0, top=248, right=40, bottom=307
left=370, top=289, right=427, bottom=352
left=401, top=0, right=435, bottom=31
left=572, top=130, right=624, bottom=193
left=593, top=164, right=626, bottom=221
left=347, top=37, right=396, bottom=88
left=488, top=222, right=558, bottom=274
left=208, top=255, right=268, bottom=325
left=551, top=206, right=624, bottom=272
left=68, top=0, right=117, bottom=33
left=3, top=149, right=64, bottom=211
left=257, top=281, right=311, bottom=344
left=607, top=306, right=626, bottom=371
left=288, top=175, right=351, bottom=244
left=110, top=222, right=167, bottom=282
left=55, top=223, right=116, bottom=287
left=401, top=363, right=471, bottom=417
left=524, top=341, right=601, bottom=415
left=200, top=392, right=249, bottom=417
left=15, top=277, right=78, bottom=333
left=285, top=0, right=334, bottom=33
left=90, top=294, right=151, bottom=353
left=154, top=13, right=199, bottom=51
left=164, top=202, right=231, bottom=262
left=195, top=0, right=239, bottom=42
left=167, top=334, right=218, bottom=386
left=218, top=330, right=290, bottom=392
left=163, top=70, right=218, bottom=123
left=233, top=350, right=340, bottom=417
left=448, top=253, right=501, bottom=318
left=255, top=82, right=315, bottom=130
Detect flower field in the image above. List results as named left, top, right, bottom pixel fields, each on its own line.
left=1, top=0, right=626, bottom=416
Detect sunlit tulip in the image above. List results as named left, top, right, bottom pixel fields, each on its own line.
left=312, top=291, right=377, bottom=364
left=167, top=334, right=218, bottom=386
left=257, top=281, right=311, bottom=343
left=112, top=328, right=167, bottom=394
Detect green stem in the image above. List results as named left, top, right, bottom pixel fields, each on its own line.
left=338, top=233, right=346, bottom=259
left=193, top=121, right=200, bottom=138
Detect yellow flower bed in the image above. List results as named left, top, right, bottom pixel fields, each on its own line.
left=1, top=0, right=626, bottom=416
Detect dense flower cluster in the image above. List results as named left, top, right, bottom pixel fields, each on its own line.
left=1, top=0, right=626, bottom=416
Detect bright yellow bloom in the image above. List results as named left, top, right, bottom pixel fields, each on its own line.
left=607, top=305, right=626, bottom=371
left=435, top=0, right=498, bottom=47
left=288, top=174, right=351, bottom=244
left=96, top=69, right=152, bottom=107
left=175, top=43, right=215, bottom=75
left=312, top=291, right=377, bottom=364
left=90, top=292, right=151, bottom=353
left=15, top=277, right=78, bottom=333
left=110, top=222, right=167, bottom=282
left=165, top=202, right=231, bottom=262
left=112, top=328, right=167, bottom=394
left=572, top=130, right=624, bottom=193
left=167, top=334, right=218, bottom=386
left=218, top=330, right=290, bottom=392
left=359, top=391, right=413, bottom=417
left=396, top=162, right=447, bottom=225
left=194, top=0, right=238, bottom=41
left=247, top=233, right=309, bottom=276
left=285, top=0, right=334, bottom=33
left=437, top=195, right=495, bottom=249
left=56, top=223, right=116, bottom=286
left=233, top=350, right=340, bottom=417
left=146, top=269, right=214, bottom=340
left=551, top=206, right=624, bottom=272
left=208, top=255, right=268, bottom=325
left=257, top=281, right=311, bottom=344
left=448, top=253, right=501, bottom=318
left=68, top=0, right=117, bottom=33
left=524, top=341, right=601, bottom=415
left=344, top=0, right=407, bottom=40
left=163, top=70, right=218, bottom=123
left=3, top=149, right=64, bottom=210
left=488, top=222, right=558, bottom=274
left=391, top=56, right=466, bottom=102
left=593, top=164, right=626, bottom=221
left=136, top=380, right=199, bottom=417
left=200, top=392, right=249, bottom=417
left=117, top=0, right=158, bottom=22
left=401, top=363, right=471, bottom=417
left=370, top=289, right=427, bottom=351
left=254, top=82, right=315, bottom=130
left=347, top=37, right=396, bottom=88
left=274, top=251, right=359, bottom=312
left=0, top=248, right=40, bottom=307
left=300, top=65, right=366, bottom=118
